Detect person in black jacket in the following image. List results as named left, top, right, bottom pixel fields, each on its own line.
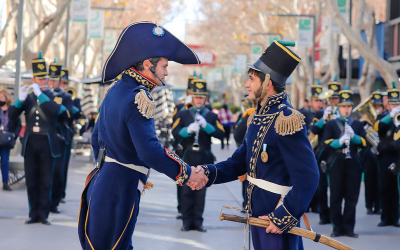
left=322, top=86, right=366, bottom=238
left=172, top=77, right=224, bottom=232
left=373, top=82, right=400, bottom=228
left=8, top=52, right=69, bottom=225
left=0, top=89, right=21, bottom=191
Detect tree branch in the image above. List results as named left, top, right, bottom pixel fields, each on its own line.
left=327, top=0, right=398, bottom=87
left=0, top=0, right=18, bottom=45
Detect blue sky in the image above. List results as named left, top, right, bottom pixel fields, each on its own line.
left=163, top=0, right=201, bottom=41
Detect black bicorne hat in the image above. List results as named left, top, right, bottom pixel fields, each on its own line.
left=32, top=51, right=48, bottom=78
left=187, top=71, right=197, bottom=92
left=191, top=74, right=207, bottom=97
left=371, top=89, right=383, bottom=105
left=338, top=85, right=353, bottom=106
left=311, top=80, right=323, bottom=99
left=387, top=82, right=400, bottom=104
left=245, top=40, right=301, bottom=87
left=102, top=21, right=200, bottom=83
left=328, top=75, right=341, bottom=97
left=49, top=58, right=62, bottom=79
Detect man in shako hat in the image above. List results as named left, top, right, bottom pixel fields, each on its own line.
left=77, top=22, right=208, bottom=249
left=8, top=51, right=70, bottom=225
left=309, top=75, right=341, bottom=224
left=171, top=74, right=224, bottom=232
left=48, top=58, right=73, bottom=214
left=172, top=71, right=197, bottom=122
left=300, top=80, right=322, bottom=132
left=360, top=89, right=384, bottom=216
left=59, top=67, right=84, bottom=203
left=373, top=82, right=400, bottom=227
left=191, top=40, right=319, bottom=250
left=322, top=85, right=366, bottom=238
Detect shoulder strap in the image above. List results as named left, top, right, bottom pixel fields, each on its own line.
left=334, top=119, right=344, bottom=136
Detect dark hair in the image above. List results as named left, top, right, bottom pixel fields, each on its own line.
left=132, top=57, right=161, bottom=71
left=248, top=68, right=285, bottom=93
left=223, top=104, right=228, bottom=110
left=304, top=99, right=309, bottom=102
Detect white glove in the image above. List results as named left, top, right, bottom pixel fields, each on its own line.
left=30, top=83, right=42, bottom=97
left=339, top=134, right=350, bottom=146
left=323, top=106, right=333, bottom=121
left=196, top=114, right=207, bottom=128
left=332, top=107, right=340, bottom=120
left=345, top=124, right=355, bottom=138
left=18, top=85, right=30, bottom=101
left=185, top=95, right=193, bottom=105
left=187, top=122, right=200, bottom=134
left=390, top=106, right=400, bottom=118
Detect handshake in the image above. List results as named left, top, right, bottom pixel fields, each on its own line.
left=186, top=166, right=208, bottom=190
left=19, top=83, right=42, bottom=101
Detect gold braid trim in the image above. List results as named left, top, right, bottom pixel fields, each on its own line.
left=246, top=111, right=256, bottom=128
left=274, top=107, right=305, bottom=136
left=106, top=80, right=118, bottom=94
left=134, top=89, right=155, bottom=119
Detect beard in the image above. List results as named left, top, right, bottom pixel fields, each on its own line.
left=253, top=84, right=263, bottom=99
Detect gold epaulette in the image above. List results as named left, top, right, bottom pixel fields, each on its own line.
left=275, top=107, right=305, bottom=136
left=134, top=89, right=155, bottom=119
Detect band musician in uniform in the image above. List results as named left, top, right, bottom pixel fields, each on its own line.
left=48, top=59, right=73, bottom=214
left=172, top=76, right=224, bottom=232
left=9, top=52, right=70, bottom=225
left=373, top=82, right=400, bottom=227
left=191, top=40, right=319, bottom=250
left=309, top=76, right=341, bottom=224
left=77, top=22, right=208, bottom=250
left=322, top=86, right=366, bottom=238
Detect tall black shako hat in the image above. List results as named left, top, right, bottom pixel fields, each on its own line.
left=328, top=75, right=341, bottom=97
left=371, top=89, right=383, bottom=105
left=245, top=40, right=301, bottom=87
left=32, top=51, right=48, bottom=78
left=311, top=80, right=323, bottom=100
left=191, top=74, right=207, bottom=97
left=49, top=58, right=62, bottom=79
left=338, top=85, right=353, bottom=106
left=102, top=21, right=200, bottom=83
left=187, top=71, right=197, bottom=92
left=387, top=81, right=400, bottom=104
left=61, top=68, right=69, bottom=82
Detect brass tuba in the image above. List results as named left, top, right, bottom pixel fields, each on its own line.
left=353, top=95, right=379, bottom=149
left=65, top=87, right=77, bottom=100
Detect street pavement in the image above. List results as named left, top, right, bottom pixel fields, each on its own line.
left=1, top=138, right=399, bottom=249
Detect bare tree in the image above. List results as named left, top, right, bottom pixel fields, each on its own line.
left=327, top=0, right=398, bottom=87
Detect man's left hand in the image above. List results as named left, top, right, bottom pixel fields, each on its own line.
left=259, top=216, right=283, bottom=234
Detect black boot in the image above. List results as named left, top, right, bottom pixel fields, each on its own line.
left=2, top=183, right=11, bottom=191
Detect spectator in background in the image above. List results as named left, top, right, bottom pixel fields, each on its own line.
left=0, top=89, right=21, bottom=191
left=299, top=99, right=309, bottom=113
left=218, top=104, right=233, bottom=149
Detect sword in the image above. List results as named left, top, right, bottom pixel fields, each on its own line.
left=219, top=207, right=354, bottom=250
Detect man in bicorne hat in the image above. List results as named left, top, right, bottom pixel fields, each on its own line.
left=191, top=40, right=319, bottom=250
left=77, top=22, right=208, bottom=249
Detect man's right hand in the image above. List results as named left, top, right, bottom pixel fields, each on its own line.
left=187, top=122, right=200, bottom=134
left=322, top=106, right=333, bottom=121
left=30, top=83, right=42, bottom=97
left=390, top=106, right=400, bottom=118
left=186, top=166, right=208, bottom=190
left=18, top=85, right=30, bottom=101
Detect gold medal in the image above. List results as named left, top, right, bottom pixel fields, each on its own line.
left=261, top=144, right=268, bottom=163
left=261, top=151, right=268, bottom=163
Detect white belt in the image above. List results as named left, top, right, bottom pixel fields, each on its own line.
left=137, top=181, right=144, bottom=193
left=105, top=156, right=150, bottom=176
left=247, top=175, right=292, bottom=197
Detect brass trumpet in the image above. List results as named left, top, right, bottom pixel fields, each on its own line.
left=353, top=95, right=379, bottom=149
left=65, top=87, right=77, bottom=100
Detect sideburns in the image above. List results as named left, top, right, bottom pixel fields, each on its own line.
left=254, top=83, right=263, bottom=99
